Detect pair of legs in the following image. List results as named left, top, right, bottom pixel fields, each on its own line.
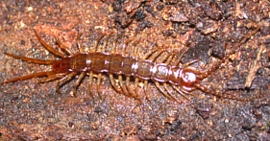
left=96, top=33, right=144, bottom=101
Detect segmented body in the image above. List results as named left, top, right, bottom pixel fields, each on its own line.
left=2, top=26, right=263, bottom=103
left=55, top=53, right=194, bottom=87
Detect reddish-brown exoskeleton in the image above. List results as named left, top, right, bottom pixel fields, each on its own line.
left=2, top=26, right=262, bottom=103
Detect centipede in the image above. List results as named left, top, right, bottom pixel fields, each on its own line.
left=1, top=25, right=263, bottom=103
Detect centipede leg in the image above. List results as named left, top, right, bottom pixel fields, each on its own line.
left=163, top=83, right=182, bottom=104
left=109, top=74, right=123, bottom=94
left=72, top=72, right=86, bottom=97
left=76, top=33, right=84, bottom=53
left=34, top=29, right=65, bottom=58
left=118, top=75, right=130, bottom=97
left=102, top=33, right=112, bottom=52
left=144, top=80, right=151, bottom=102
left=183, top=59, right=200, bottom=67
left=155, top=51, right=170, bottom=63
left=134, top=78, right=140, bottom=100
left=147, top=49, right=165, bottom=61
left=94, top=34, right=105, bottom=52
left=97, top=73, right=102, bottom=99
left=163, top=54, right=175, bottom=64
left=123, top=35, right=136, bottom=55
left=130, top=36, right=141, bottom=58
left=181, top=87, right=195, bottom=96
left=173, top=48, right=189, bottom=66
left=125, top=77, right=134, bottom=98
left=126, top=77, right=141, bottom=102
left=111, top=34, right=120, bottom=53
left=172, top=85, right=191, bottom=100
left=142, top=48, right=159, bottom=59
left=88, top=72, right=94, bottom=99
left=56, top=72, right=77, bottom=94
left=96, top=73, right=103, bottom=99
left=154, top=82, right=174, bottom=101
left=149, top=50, right=173, bottom=65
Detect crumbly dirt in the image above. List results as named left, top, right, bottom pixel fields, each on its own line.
left=0, top=0, right=270, bottom=140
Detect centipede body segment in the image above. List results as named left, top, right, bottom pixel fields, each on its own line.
left=1, top=25, right=263, bottom=103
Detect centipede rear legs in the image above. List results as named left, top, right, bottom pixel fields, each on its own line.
left=37, top=30, right=89, bottom=98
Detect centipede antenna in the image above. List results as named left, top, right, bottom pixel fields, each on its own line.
left=194, top=83, right=239, bottom=101
left=197, top=25, right=261, bottom=79
left=4, top=52, right=55, bottom=65
left=194, top=83, right=266, bottom=101
left=34, top=29, right=65, bottom=58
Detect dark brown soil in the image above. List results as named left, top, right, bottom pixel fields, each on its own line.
left=0, top=0, right=269, bottom=140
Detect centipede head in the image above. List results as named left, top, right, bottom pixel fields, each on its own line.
left=179, top=67, right=198, bottom=91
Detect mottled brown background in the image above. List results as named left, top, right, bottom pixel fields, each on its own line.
left=0, top=0, right=269, bottom=140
